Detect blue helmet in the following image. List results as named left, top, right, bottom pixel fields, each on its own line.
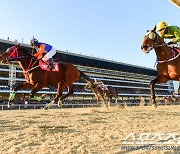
left=30, top=38, right=38, bottom=46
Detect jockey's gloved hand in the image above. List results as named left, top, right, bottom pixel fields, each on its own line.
left=32, top=56, right=37, bottom=60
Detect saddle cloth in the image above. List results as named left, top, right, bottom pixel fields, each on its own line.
left=39, top=60, right=59, bottom=72
left=173, top=47, right=180, bottom=54
left=98, top=86, right=109, bottom=91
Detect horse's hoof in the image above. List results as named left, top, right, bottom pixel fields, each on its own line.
left=7, top=101, right=11, bottom=108
left=152, top=104, right=158, bottom=108
left=41, top=94, right=47, bottom=99
left=58, top=100, right=62, bottom=108
left=43, top=106, right=49, bottom=110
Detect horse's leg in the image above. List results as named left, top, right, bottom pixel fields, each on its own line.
left=115, top=96, right=118, bottom=104
left=150, top=78, right=157, bottom=107
left=150, top=76, right=168, bottom=108
left=59, top=83, right=74, bottom=101
left=44, top=82, right=64, bottom=110
left=178, top=81, right=180, bottom=95
left=41, top=94, right=47, bottom=99
left=94, top=94, right=99, bottom=105
left=29, top=83, right=44, bottom=100
left=107, top=97, right=111, bottom=107
left=44, top=81, right=66, bottom=110
left=101, top=95, right=108, bottom=108
left=57, top=83, right=74, bottom=108
left=99, top=90, right=108, bottom=108
left=8, top=82, right=33, bottom=108
left=57, top=82, right=69, bottom=108
left=103, top=97, right=108, bottom=108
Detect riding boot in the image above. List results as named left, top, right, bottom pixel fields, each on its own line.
left=48, top=58, right=55, bottom=69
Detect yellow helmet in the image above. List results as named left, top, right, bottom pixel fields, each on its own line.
left=156, top=21, right=168, bottom=32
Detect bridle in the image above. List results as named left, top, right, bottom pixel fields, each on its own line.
left=6, top=46, right=39, bottom=73
left=6, top=46, right=29, bottom=61
left=143, top=31, right=180, bottom=64
left=6, top=46, right=19, bottom=61
left=143, top=31, right=167, bottom=52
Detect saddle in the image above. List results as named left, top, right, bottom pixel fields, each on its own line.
left=39, top=60, right=59, bottom=72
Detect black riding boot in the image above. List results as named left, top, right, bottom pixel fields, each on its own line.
left=49, top=58, right=55, bottom=69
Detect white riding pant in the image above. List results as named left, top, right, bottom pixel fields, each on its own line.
left=178, top=42, right=180, bottom=47
left=168, top=43, right=180, bottom=48
left=42, top=47, right=56, bottom=62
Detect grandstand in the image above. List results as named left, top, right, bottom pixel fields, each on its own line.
left=0, top=38, right=174, bottom=108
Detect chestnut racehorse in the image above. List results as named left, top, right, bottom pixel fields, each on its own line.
left=141, top=26, right=180, bottom=107
left=84, top=82, right=107, bottom=106
left=84, top=82, right=118, bottom=107
left=0, top=45, right=95, bottom=109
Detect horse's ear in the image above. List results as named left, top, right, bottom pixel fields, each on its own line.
left=153, top=25, right=156, bottom=32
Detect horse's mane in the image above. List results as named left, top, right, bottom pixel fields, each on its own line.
left=18, top=46, right=33, bottom=57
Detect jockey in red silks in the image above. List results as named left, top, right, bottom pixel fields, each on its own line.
left=101, top=81, right=108, bottom=91
left=30, top=38, right=56, bottom=69
left=95, top=79, right=108, bottom=91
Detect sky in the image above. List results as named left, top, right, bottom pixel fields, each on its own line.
left=0, top=0, right=179, bottom=69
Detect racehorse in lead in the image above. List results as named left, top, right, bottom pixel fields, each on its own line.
left=141, top=26, right=180, bottom=107
left=0, top=44, right=97, bottom=109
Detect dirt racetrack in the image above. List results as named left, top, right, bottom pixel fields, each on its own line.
left=0, top=105, right=180, bottom=154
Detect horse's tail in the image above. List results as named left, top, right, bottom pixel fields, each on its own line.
left=79, top=70, right=94, bottom=84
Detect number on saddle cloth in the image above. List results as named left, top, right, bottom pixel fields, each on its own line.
left=39, top=59, right=59, bottom=72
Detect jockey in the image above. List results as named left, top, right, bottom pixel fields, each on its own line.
left=101, top=81, right=108, bottom=91
left=97, top=80, right=108, bottom=91
left=30, top=38, right=56, bottom=69
left=156, top=21, right=180, bottom=47
left=100, top=81, right=105, bottom=88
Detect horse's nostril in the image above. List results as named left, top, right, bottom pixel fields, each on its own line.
left=143, top=45, right=148, bottom=50
left=141, top=45, right=146, bottom=50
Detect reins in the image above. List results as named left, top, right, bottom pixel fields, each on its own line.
left=24, top=65, right=40, bottom=74
left=156, top=52, right=180, bottom=64
left=24, top=59, right=40, bottom=74
left=7, top=46, right=40, bottom=73
left=151, top=35, right=180, bottom=64
left=154, top=44, right=180, bottom=64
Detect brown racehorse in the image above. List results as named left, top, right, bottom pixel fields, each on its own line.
left=84, top=82, right=107, bottom=107
left=104, top=86, right=118, bottom=104
left=0, top=45, right=95, bottom=109
left=84, top=82, right=118, bottom=107
left=141, top=26, right=180, bottom=107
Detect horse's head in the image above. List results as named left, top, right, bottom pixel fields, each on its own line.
left=0, top=44, right=31, bottom=64
left=141, top=26, right=162, bottom=53
left=0, top=45, right=19, bottom=63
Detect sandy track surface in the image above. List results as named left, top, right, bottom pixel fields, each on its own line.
left=0, top=105, right=180, bottom=154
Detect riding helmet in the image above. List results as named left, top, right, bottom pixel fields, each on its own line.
left=156, top=21, right=168, bottom=32
left=30, top=38, right=39, bottom=46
